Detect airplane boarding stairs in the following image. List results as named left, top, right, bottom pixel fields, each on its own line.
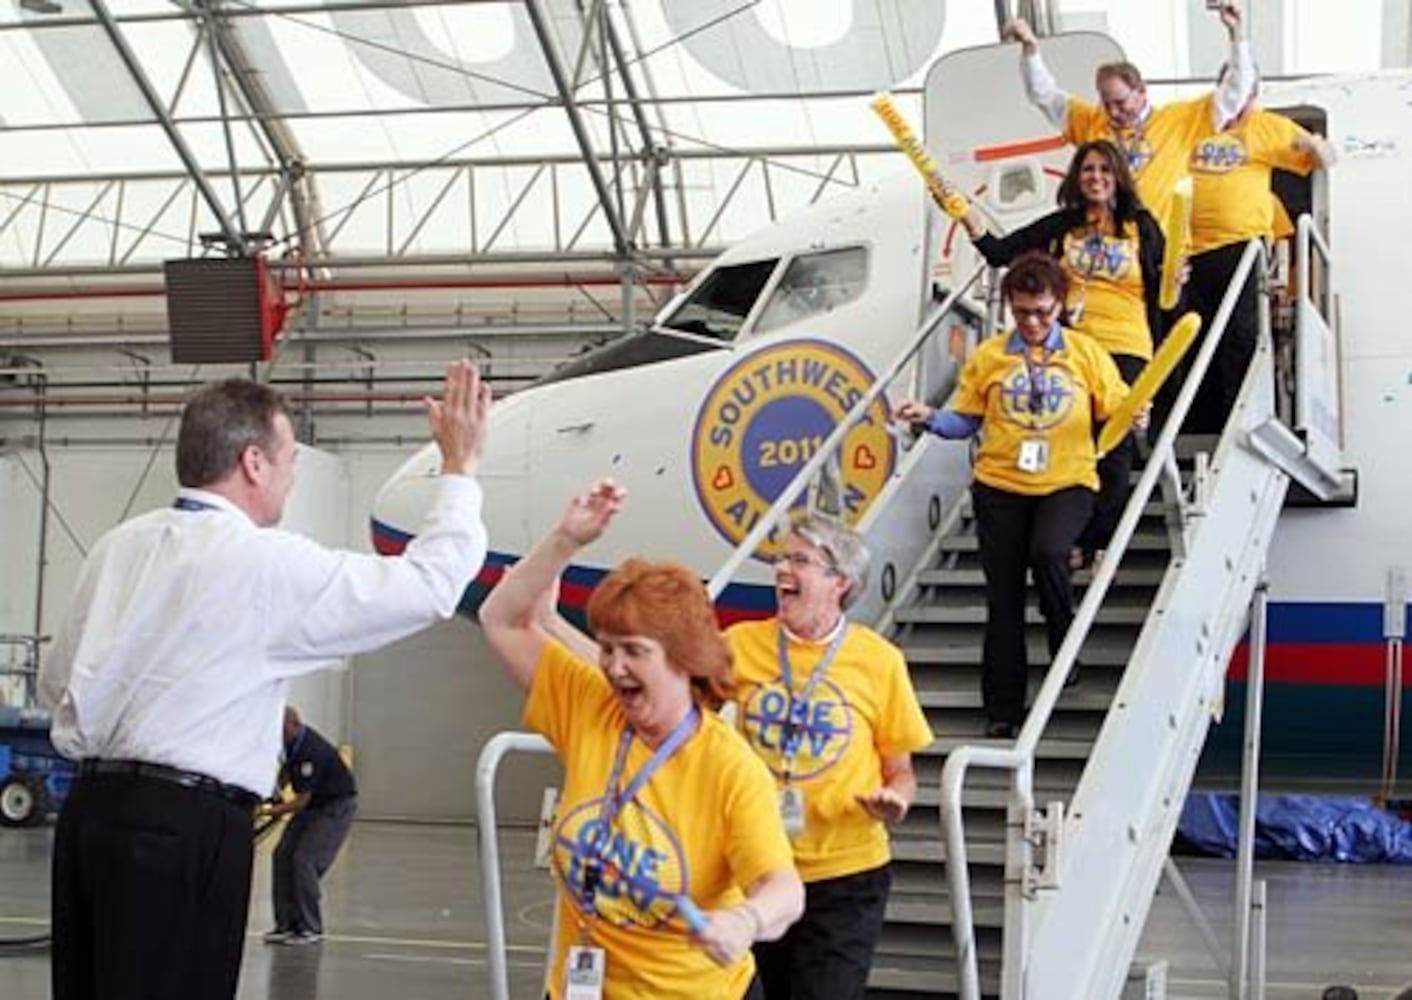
left=842, top=238, right=1341, bottom=999
left=862, top=433, right=1287, bottom=1000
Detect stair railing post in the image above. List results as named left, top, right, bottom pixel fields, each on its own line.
left=476, top=731, right=555, bottom=1000
left=1230, top=576, right=1268, bottom=1000
left=1002, top=759, right=1036, bottom=999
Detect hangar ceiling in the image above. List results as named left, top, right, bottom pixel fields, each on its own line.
left=0, top=0, right=1402, bottom=423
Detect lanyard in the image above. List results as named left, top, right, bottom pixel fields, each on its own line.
left=1019, top=344, right=1056, bottom=430
left=1114, top=119, right=1148, bottom=173
left=173, top=496, right=220, bottom=512
left=579, top=707, right=700, bottom=914
left=776, top=623, right=846, bottom=773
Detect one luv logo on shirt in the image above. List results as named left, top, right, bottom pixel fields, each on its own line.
left=740, top=679, right=855, bottom=780
left=1191, top=134, right=1251, bottom=173
left=1068, top=231, right=1135, bottom=279
left=553, top=799, right=691, bottom=930
left=998, top=362, right=1077, bottom=431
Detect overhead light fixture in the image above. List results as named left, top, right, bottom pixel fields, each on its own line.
left=20, top=0, right=65, bottom=14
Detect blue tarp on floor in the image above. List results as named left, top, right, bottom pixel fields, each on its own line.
left=1179, top=793, right=1412, bottom=863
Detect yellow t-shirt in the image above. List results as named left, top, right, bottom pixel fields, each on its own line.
left=726, top=620, right=934, bottom=883
left=1065, top=94, right=1217, bottom=235
left=1189, top=111, right=1317, bottom=253
left=952, top=327, right=1129, bottom=496
left=525, top=641, right=794, bottom=1000
left=1271, top=195, right=1295, bottom=241
left=1060, top=220, right=1152, bottom=360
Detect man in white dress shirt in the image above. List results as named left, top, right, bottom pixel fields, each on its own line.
left=39, top=360, right=491, bottom=1000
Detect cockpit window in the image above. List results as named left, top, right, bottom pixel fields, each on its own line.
left=754, top=246, right=869, bottom=334
left=659, top=258, right=779, bottom=341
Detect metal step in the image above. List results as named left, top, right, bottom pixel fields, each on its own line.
left=869, top=952, right=1002, bottom=999
left=918, top=566, right=1167, bottom=588
left=895, top=604, right=1149, bottom=626
left=937, top=531, right=1170, bottom=554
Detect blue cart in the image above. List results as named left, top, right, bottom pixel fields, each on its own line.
left=0, top=706, right=74, bottom=827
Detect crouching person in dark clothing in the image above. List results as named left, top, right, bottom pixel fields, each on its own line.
left=263, top=707, right=358, bottom=945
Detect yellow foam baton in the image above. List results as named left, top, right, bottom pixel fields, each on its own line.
left=1159, top=177, right=1193, bottom=310
left=870, top=93, right=970, bottom=220
left=1097, top=312, right=1203, bottom=457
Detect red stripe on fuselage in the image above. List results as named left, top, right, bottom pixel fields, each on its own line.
left=1228, top=642, right=1391, bottom=687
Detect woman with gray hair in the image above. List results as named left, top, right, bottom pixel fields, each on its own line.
left=724, top=512, right=933, bottom=1000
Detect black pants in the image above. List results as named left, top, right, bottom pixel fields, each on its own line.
left=52, top=773, right=255, bottom=1000
left=273, top=795, right=357, bottom=934
left=754, top=864, right=891, bottom=1000
left=971, top=482, right=1094, bottom=725
left=1180, top=240, right=1260, bottom=434
left=1078, top=353, right=1147, bottom=558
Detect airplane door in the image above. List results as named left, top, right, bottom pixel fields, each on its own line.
left=922, top=33, right=1125, bottom=293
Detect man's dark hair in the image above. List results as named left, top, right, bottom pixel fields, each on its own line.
left=176, top=379, right=290, bottom=488
left=1000, top=250, right=1070, bottom=305
left=1095, top=61, right=1144, bottom=90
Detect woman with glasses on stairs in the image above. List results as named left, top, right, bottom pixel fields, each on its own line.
left=949, top=139, right=1164, bottom=571
left=893, top=252, right=1135, bottom=740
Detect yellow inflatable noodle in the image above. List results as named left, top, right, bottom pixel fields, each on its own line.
left=870, top=93, right=970, bottom=220
left=1159, top=178, right=1193, bottom=311
left=1097, top=312, right=1203, bottom=456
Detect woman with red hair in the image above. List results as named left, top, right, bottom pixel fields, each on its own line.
left=480, top=479, right=803, bottom=1000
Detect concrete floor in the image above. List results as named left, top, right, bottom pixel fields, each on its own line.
left=2, top=821, right=1410, bottom=1000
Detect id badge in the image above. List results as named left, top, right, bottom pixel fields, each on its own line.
left=1017, top=438, right=1050, bottom=474
left=779, top=786, right=806, bottom=837
left=564, top=945, right=606, bottom=1000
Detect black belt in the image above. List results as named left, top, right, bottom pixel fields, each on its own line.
left=78, top=759, right=261, bottom=811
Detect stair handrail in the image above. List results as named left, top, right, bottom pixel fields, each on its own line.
left=705, top=262, right=989, bottom=599
left=940, top=237, right=1269, bottom=1000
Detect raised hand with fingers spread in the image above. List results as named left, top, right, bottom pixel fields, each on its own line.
left=425, top=359, right=491, bottom=476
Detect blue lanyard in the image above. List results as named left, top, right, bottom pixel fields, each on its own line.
left=776, top=623, right=846, bottom=769
left=173, top=496, right=220, bottom=512
left=579, top=707, right=700, bottom=912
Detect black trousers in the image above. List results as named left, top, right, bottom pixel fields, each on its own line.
left=1180, top=240, right=1260, bottom=434
left=1078, top=353, right=1147, bottom=557
left=52, top=773, right=256, bottom=1000
left=971, top=482, right=1094, bottom=725
left=754, top=863, right=891, bottom=1000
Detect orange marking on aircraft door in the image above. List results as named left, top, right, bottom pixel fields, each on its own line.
left=972, top=135, right=1067, bottom=161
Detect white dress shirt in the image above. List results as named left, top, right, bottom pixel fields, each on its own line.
left=1021, top=39, right=1256, bottom=132
left=40, top=475, right=487, bottom=795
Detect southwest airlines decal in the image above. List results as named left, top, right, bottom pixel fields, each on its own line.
left=689, top=340, right=896, bottom=561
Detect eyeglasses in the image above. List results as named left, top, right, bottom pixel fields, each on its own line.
left=1010, top=302, right=1059, bottom=322
left=772, top=551, right=838, bottom=574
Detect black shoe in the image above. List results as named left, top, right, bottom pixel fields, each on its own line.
left=985, top=720, right=1020, bottom=739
